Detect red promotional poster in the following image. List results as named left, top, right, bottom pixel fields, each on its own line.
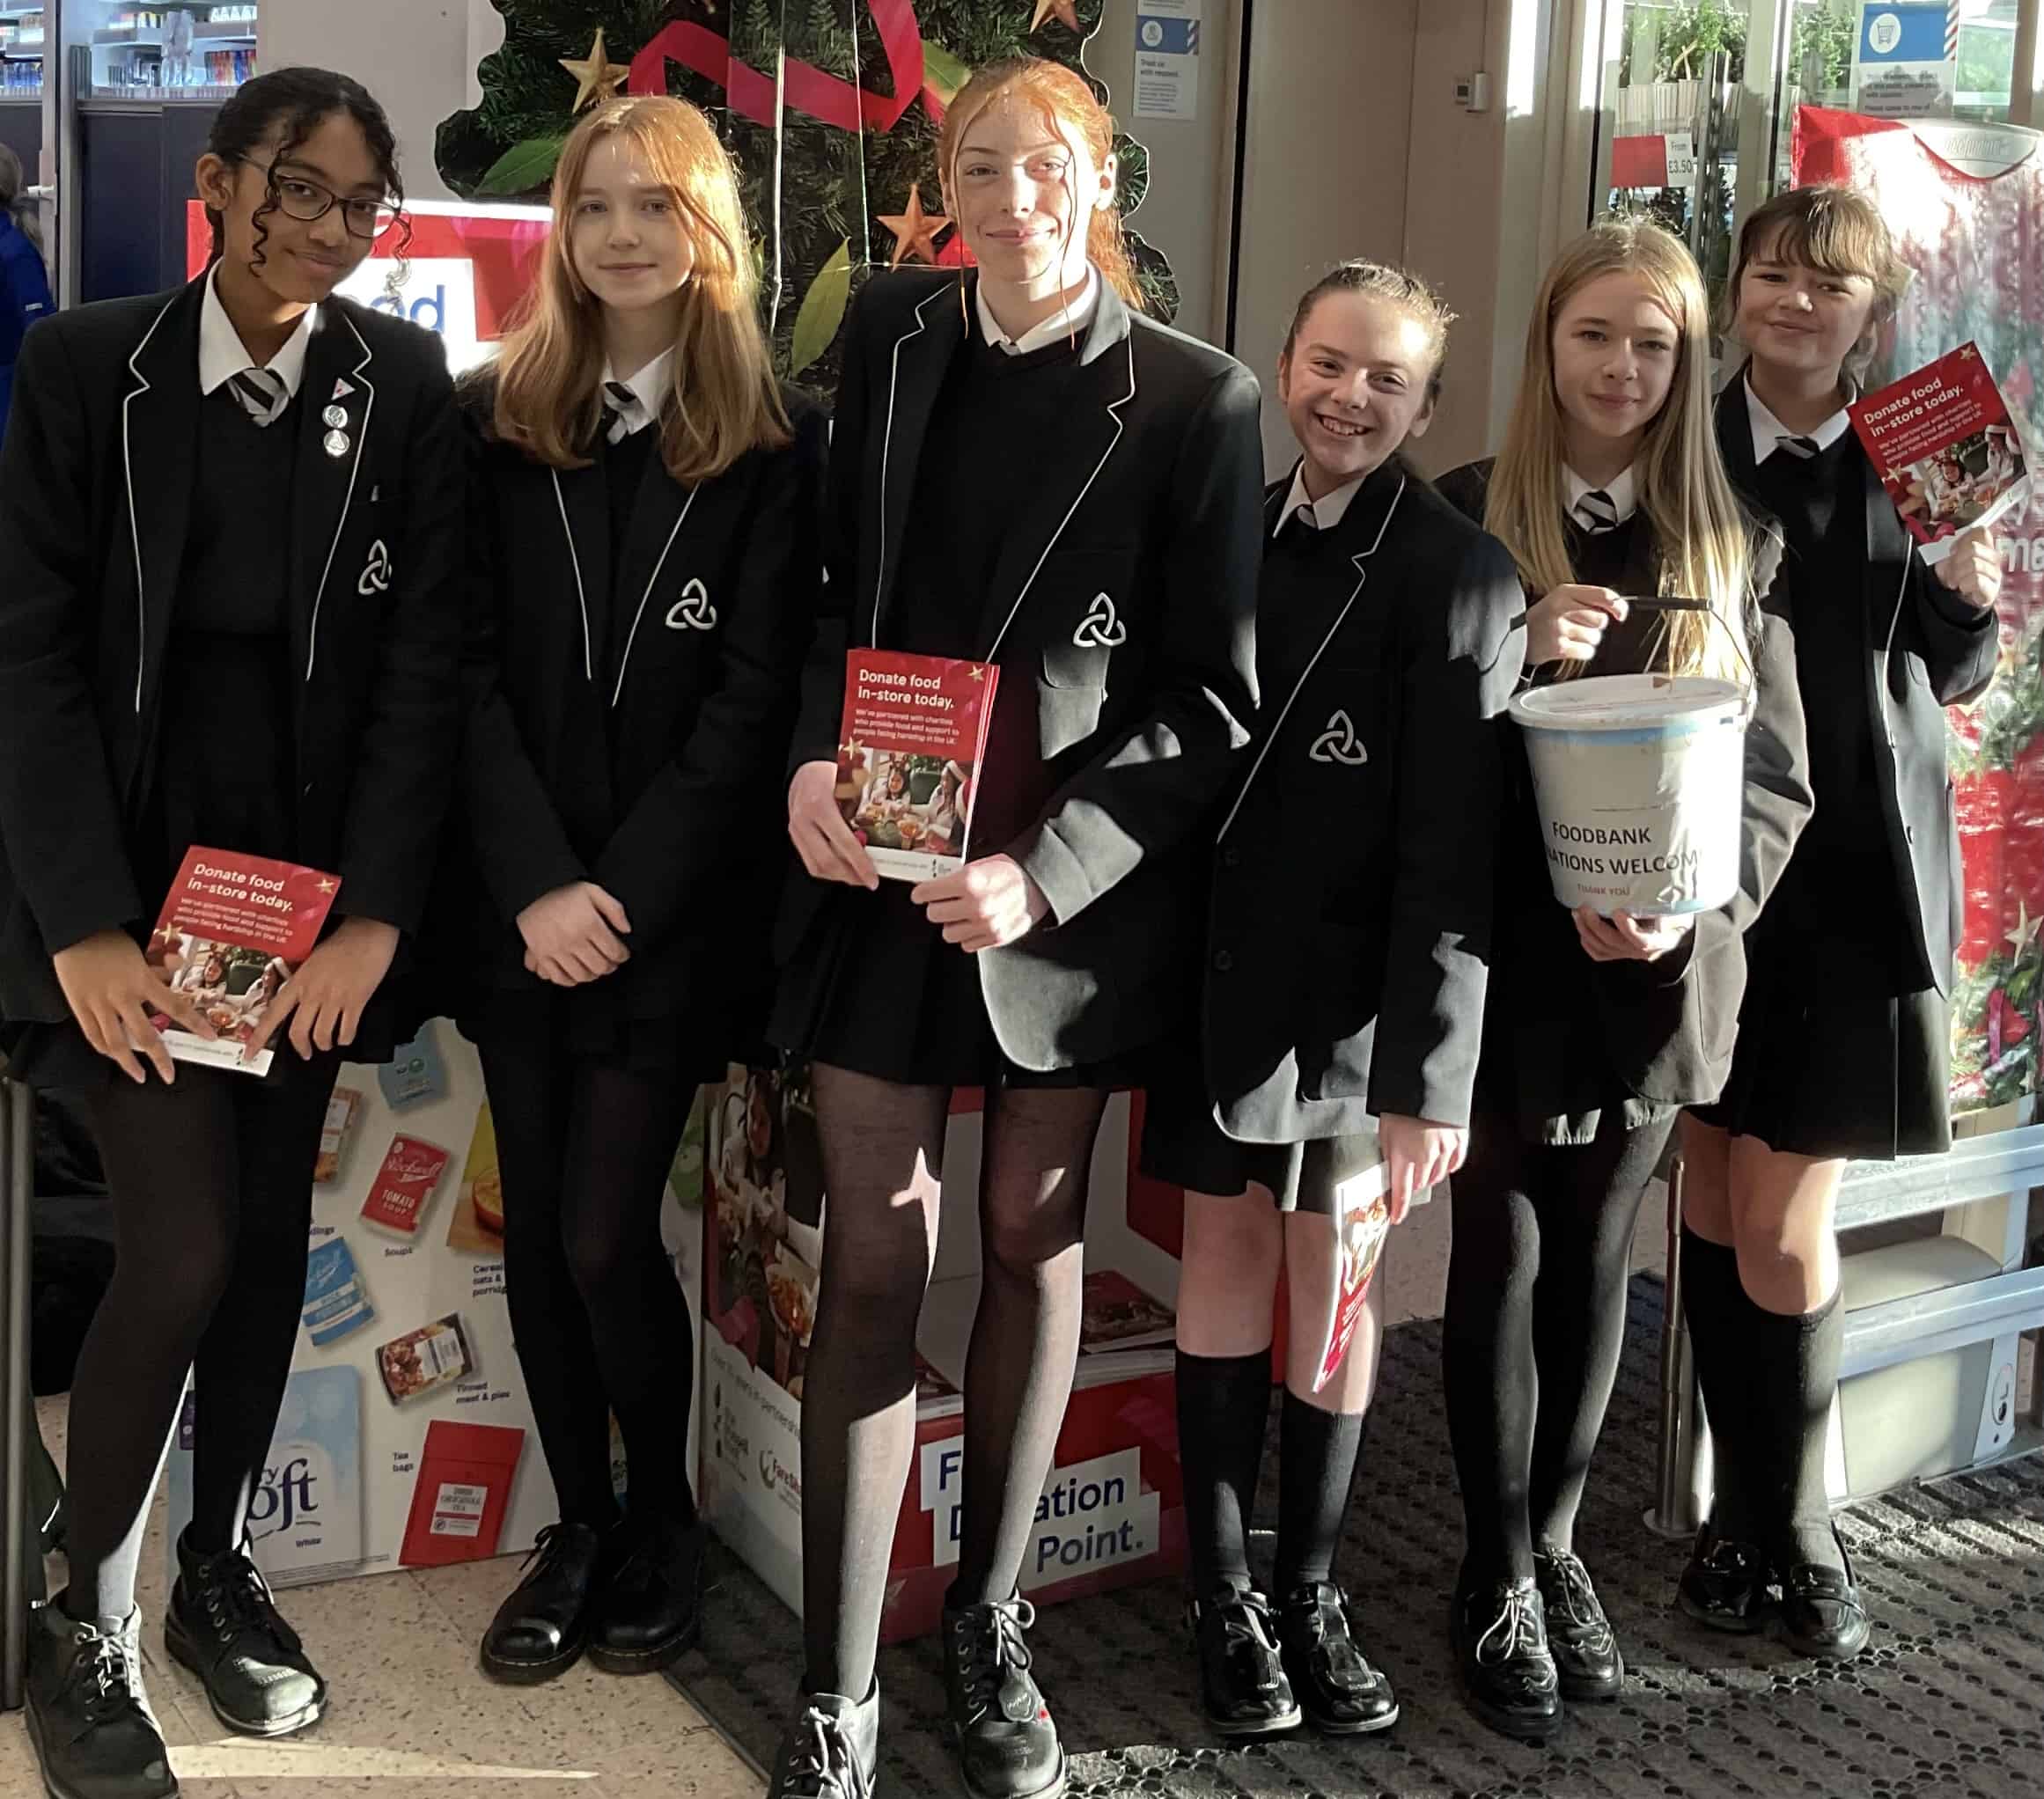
left=143, top=848, right=341, bottom=1077
left=837, top=650, right=998, bottom=881
left=1849, top=342, right=2031, bottom=564
left=1312, top=1168, right=1393, bottom=1395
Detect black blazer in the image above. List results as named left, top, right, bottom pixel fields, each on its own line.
left=778, top=269, right=1264, bottom=1072
left=0, top=279, right=463, bottom=1040
left=1200, top=466, right=1524, bottom=1141
left=452, top=378, right=826, bottom=1038
left=1714, top=376, right=1997, bottom=996
left=1437, top=459, right=1812, bottom=1118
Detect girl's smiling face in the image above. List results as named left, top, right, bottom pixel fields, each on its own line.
left=1277, top=290, right=1437, bottom=493
left=1733, top=232, right=1879, bottom=384
left=1548, top=270, right=1680, bottom=459
left=195, top=109, right=390, bottom=306
left=945, top=94, right=1114, bottom=293
left=569, top=135, right=696, bottom=315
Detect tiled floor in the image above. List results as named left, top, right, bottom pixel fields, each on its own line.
left=0, top=1398, right=762, bottom=1799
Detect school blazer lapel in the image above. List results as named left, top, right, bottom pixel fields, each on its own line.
left=870, top=280, right=966, bottom=642
left=120, top=282, right=204, bottom=716
left=549, top=455, right=614, bottom=687
left=610, top=436, right=750, bottom=708
left=974, top=287, right=1139, bottom=660
left=290, top=307, right=376, bottom=683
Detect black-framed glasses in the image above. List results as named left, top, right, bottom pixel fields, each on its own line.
left=235, top=156, right=401, bottom=240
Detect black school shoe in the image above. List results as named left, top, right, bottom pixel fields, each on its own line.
left=767, top=1684, right=879, bottom=1799
left=1188, top=1582, right=1301, bottom=1737
left=1533, top=1548, right=1624, bottom=1700
left=163, top=1532, right=325, bottom=1737
left=481, top=1521, right=616, bottom=1684
left=1677, top=1524, right=1772, bottom=1634
left=941, top=1596, right=1067, bottom=1799
left=1775, top=1529, right=1871, bottom=1661
left=1277, top=1583, right=1398, bottom=1734
left=26, top=1599, right=179, bottom=1799
left=589, top=1513, right=705, bottom=1674
left=1451, top=1575, right=1562, bottom=1743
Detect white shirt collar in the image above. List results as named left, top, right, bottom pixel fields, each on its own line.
left=1744, top=369, right=1854, bottom=466
left=601, top=348, right=674, bottom=436
left=974, top=265, right=1099, bottom=357
left=1275, top=462, right=1367, bottom=538
left=1563, top=462, right=1639, bottom=526
left=197, top=263, right=315, bottom=401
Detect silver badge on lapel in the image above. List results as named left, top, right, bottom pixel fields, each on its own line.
left=323, top=429, right=351, bottom=459
left=1072, top=591, right=1127, bottom=649
left=331, top=378, right=356, bottom=401
left=665, top=576, right=717, bottom=632
left=1309, top=709, right=1369, bottom=767
left=323, top=404, right=349, bottom=430
left=357, top=540, right=393, bottom=597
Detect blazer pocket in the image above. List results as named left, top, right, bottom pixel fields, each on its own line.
left=1041, top=639, right=1111, bottom=690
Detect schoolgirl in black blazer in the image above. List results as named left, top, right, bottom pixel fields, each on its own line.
left=448, top=96, right=824, bottom=1689
left=0, top=70, right=461, bottom=1799
left=768, top=58, right=1261, bottom=1799
left=1677, top=187, right=1999, bottom=1667
left=1436, top=218, right=1810, bottom=1741
left=1136, top=261, right=1522, bottom=1743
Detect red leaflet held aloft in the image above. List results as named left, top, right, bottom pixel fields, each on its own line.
left=1849, top=342, right=2031, bottom=564
left=836, top=650, right=999, bottom=882
left=144, top=847, right=342, bottom=1077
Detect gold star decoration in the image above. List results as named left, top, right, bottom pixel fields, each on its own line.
left=2008, top=900, right=2040, bottom=956
left=877, top=183, right=951, bottom=268
left=561, top=27, right=631, bottom=113
left=1032, top=0, right=1082, bottom=31
left=315, top=878, right=336, bottom=895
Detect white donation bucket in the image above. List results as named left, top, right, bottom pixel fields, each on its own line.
left=1509, top=673, right=1748, bottom=915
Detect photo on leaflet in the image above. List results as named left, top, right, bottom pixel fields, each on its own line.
left=1893, top=422, right=2026, bottom=538
left=835, top=747, right=974, bottom=862
left=146, top=929, right=294, bottom=1046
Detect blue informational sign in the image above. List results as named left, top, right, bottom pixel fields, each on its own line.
left=1859, top=4, right=1951, bottom=67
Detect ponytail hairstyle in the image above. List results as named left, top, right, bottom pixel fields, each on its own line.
left=1725, top=182, right=1910, bottom=385
left=202, top=67, right=408, bottom=272
left=485, top=95, right=790, bottom=483
left=1486, top=217, right=1755, bottom=682
left=936, top=56, right=1143, bottom=312
left=1282, top=258, right=1457, bottom=408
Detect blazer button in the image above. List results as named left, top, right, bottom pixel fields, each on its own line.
left=303, top=782, right=315, bottom=797
left=1904, top=823, right=1916, bottom=846
left=1213, top=950, right=1235, bottom=973
left=1221, top=845, right=1241, bottom=870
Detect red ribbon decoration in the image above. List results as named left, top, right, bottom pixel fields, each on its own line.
left=629, top=0, right=932, bottom=132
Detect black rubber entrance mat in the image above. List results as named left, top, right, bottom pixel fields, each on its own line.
left=669, top=1277, right=2043, bottom=1799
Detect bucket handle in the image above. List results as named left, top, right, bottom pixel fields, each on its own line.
left=1623, top=597, right=1757, bottom=723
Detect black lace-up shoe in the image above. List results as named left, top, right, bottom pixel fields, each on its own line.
left=163, top=1533, right=324, bottom=1737
left=1452, top=1575, right=1562, bottom=1743
left=481, top=1521, right=614, bottom=1683
left=1277, top=1583, right=1398, bottom=1734
left=941, top=1596, right=1066, bottom=1799
left=1775, top=1529, right=1871, bottom=1661
left=25, top=1600, right=179, bottom=1799
left=766, top=1685, right=879, bottom=1799
left=589, top=1513, right=705, bottom=1673
left=1189, top=1582, right=1300, bottom=1737
left=1677, top=1524, right=1771, bottom=1634
left=1533, top=1547, right=1624, bottom=1700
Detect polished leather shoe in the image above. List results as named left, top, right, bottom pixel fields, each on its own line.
left=164, top=1533, right=324, bottom=1737
left=1776, top=1531, right=1871, bottom=1661
left=1189, top=1582, right=1300, bottom=1737
left=26, top=1599, right=179, bottom=1799
left=767, top=1684, right=879, bottom=1799
left=1677, top=1524, right=1771, bottom=1634
left=941, top=1595, right=1066, bottom=1799
left=1277, top=1583, right=1397, bottom=1734
left=1452, top=1576, right=1562, bottom=1743
left=1533, top=1548, right=1624, bottom=1700
left=481, top=1522, right=613, bottom=1683
left=589, top=1515, right=704, bottom=1674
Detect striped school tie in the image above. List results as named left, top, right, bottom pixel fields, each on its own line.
left=228, top=366, right=289, bottom=428
left=1572, top=488, right=1621, bottom=534
left=1774, top=433, right=1822, bottom=461
left=600, top=380, right=643, bottom=445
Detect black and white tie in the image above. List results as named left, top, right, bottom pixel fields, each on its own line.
left=228, top=366, right=289, bottom=429
left=601, top=380, right=643, bottom=446
left=1573, top=488, right=1620, bottom=534
left=1774, top=432, right=1821, bottom=461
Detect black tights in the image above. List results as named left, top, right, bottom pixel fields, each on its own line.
left=799, top=1063, right=1107, bottom=1700
left=1442, top=1110, right=1675, bottom=1586
left=65, top=1055, right=340, bottom=1624
left=477, top=1028, right=700, bottom=1529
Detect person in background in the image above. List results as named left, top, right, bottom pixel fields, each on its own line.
left=0, top=141, right=54, bottom=447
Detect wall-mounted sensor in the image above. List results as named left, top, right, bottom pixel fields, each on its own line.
left=1456, top=72, right=1492, bottom=114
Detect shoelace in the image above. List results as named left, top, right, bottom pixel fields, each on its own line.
left=1211, top=1591, right=1285, bottom=1686
left=199, top=1546, right=300, bottom=1658
left=1538, top=1553, right=1601, bottom=1627
left=518, top=1522, right=575, bottom=1578
left=954, top=1599, right=1038, bottom=1718
left=1473, top=1586, right=1545, bottom=1667
left=782, top=1703, right=870, bottom=1799
left=69, top=1627, right=145, bottom=1730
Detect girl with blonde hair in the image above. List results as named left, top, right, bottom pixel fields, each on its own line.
left=1435, top=217, right=1811, bottom=1737
left=451, top=93, right=825, bottom=1685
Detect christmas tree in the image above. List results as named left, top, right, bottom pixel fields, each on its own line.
left=437, top=1, right=1178, bottom=393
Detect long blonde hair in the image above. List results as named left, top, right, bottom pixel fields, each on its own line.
left=1486, top=217, right=1754, bottom=680
left=936, top=57, right=1143, bottom=312
left=486, top=95, right=788, bottom=481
